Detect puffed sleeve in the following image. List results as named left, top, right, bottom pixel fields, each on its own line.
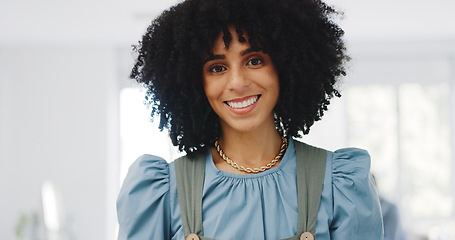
left=331, top=148, right=384, bottom=240
left=117, top=155, right=171, bottom=240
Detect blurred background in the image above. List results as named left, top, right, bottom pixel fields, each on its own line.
left=0, top=0, right=454, bottom=239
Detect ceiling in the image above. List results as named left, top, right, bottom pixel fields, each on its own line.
left=0, top=0, right=454, bottom=46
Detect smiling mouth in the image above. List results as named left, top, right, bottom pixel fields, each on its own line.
left=225, top=95, right=260, bottom=109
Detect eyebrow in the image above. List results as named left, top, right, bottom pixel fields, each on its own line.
left=241, top=47, right=263, bottom=56
left=203, top=47, right=264, bottom=64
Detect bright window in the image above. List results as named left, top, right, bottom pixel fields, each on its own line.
left=119, top=88, right=182, bottom=183
left=344, top=42, right=455, bottom=238
left=346, top=82, right=453, bottom=217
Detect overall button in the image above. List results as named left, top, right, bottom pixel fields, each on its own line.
left=300, top=232, right=314, bottom=240
left=186, top=233, right=200, bottom=240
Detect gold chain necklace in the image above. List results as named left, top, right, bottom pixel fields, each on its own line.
left=214, top=137, right=288, bottom=174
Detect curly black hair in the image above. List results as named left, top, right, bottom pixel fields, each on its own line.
left=131, top=0, right=348, bottom=156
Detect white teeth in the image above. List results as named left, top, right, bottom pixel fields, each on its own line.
left=227, top=96, right=259, bottom=109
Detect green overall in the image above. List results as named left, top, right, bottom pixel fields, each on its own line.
left=174, top=140, right=326, bottom=240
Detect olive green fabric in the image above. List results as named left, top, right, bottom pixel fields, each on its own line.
left=294, top=140, right=327, bottom=237
left=175, top=152, right=207, bottom=238
left=174, top=140, right=327, bottom=240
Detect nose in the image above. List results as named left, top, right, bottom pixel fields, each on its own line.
left=227, top=67, right=251, bottom=91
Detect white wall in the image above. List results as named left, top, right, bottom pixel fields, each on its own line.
left=0, top=45, right=119, bottom=240
left=1, top=0, right=455, bottom=240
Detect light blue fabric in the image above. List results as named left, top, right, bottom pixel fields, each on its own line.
left=117, top=140, right=383, bottom=240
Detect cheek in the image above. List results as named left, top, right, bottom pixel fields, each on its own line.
left=203, top=77, right=211, bottom=96
left=262, top=66, right=279, bottom=84
left=203, top=80, right=221, bottom=103
left=269, top=78, right=280, bottom=107
left=265, top=73, right=280, bottom=96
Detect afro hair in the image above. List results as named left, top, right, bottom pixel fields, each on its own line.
left=130, top=0, right=348, bottom=156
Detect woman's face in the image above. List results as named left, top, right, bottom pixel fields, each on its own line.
left=203, top=26, right=279, bottom=135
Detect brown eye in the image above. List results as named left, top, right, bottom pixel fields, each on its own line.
left=210, top=65, right=227, bottom=73
left=247, top=58, right=263, bottom=66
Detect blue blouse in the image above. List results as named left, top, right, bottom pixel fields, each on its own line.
left=117, top=140, right=383, bottom=240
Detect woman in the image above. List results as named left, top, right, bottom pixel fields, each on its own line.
left=117, top=0, right=383, bottom=239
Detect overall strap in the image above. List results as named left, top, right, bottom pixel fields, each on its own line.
left=174, top=153, right=208, bottom=239
left=294, top=140, right=327, bottom=237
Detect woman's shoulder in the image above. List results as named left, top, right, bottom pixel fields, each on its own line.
left=328, top=148, right=383, bottom=238
left=292, top=140, right=371, bottom=177
left=328, top=147, right=374, bottom=193
left=117, top=155, right=174, bottom=239
left=117, top=154, right=171, bottom=209
left=132, top=154, right=170, bottom=168
left=331, top=147, right=371, bottom=178
left=122, top=154, right=170, bottom=186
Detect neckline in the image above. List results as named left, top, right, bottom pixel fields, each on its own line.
left=206, top=138, right=294, bottom=179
